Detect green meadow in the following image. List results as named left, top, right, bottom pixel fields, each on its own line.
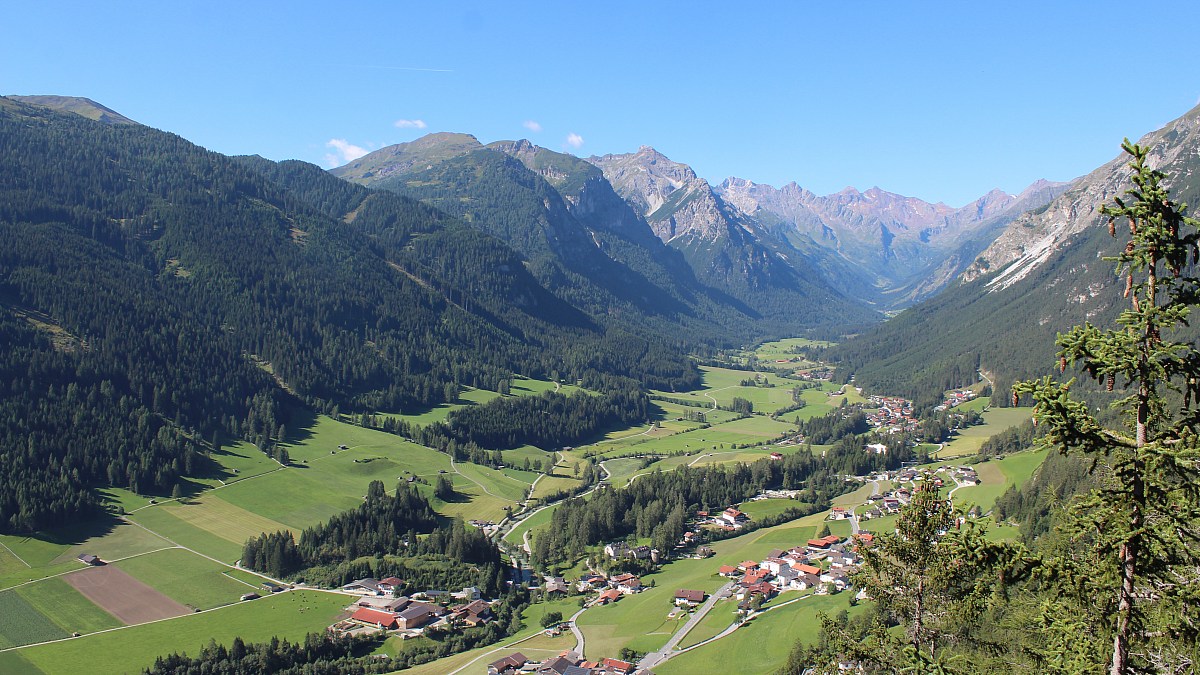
left=935, top=406, right=1034, bottom=459
left=115, top=548, right=254, bottom=610
left=13, top=590, right=348, bottom=675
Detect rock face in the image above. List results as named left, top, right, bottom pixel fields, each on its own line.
left=715, top=176, right=1068, bottom=306
left=965, top=102, right=1200, bottom=290
left=589, top=146, right=752, bottom=244
left=590, top=145, right=1066, bottom=308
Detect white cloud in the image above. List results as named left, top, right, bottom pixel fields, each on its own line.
left=394, top=119, right=428, bottom=129
left=324, top=138, right=369, bottom=168
left=566, top=132, right=584, bottom=149
left=523, top=120, right=543, bottom=133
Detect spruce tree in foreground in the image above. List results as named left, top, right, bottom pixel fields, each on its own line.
left=1015, top=140, right=1200, bottom=674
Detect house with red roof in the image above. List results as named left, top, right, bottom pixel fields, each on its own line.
left=601, top=657, right=635, bottom=674
left=350, top=606, right=399, bottom=630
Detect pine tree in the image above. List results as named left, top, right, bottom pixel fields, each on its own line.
left=1014, top=140, right=1200, bottom=674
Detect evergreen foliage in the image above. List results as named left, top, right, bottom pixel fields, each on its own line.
left=1014, top=141, right=1200, bottom=673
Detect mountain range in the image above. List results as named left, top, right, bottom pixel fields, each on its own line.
left=826, top=101, right=1200, bottom=405
left=6, top=90, right=1196, bottom=533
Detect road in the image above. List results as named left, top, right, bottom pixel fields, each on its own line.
left=505, top=462, right=609, bottom=554
left=851, top=479, right=882, bottom=535
left=568, top=606, right=588, bottom=655
left=637, top=581, right=734, bottom=670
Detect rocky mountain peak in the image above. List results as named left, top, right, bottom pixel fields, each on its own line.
left=963, top=103, right=1200, bottom=290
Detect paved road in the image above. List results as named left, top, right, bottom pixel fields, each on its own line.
left=638, top=581, right=734, bottom=669
left=568, top=606, right=588, bottom=655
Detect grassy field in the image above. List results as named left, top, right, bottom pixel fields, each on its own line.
left=675, top=600, right=739, bottom=649
left=936, top=406, right=1034, bottom=459
left=751, top=337, right=833, bottom=360
left=15, top=577, right=122, bottom=637
left=655, top=593, right=861, bottom=674
left=738, top=499, right=804, bottom=520
left=126, top=508, right=244, bottom=563
left=13, top=590, right=348, bottom=674
left=0, top=590, right=69, bottom=649
left=949, top=449, right=1049, bottom=514
left=115, top=548, right=255, bottom=611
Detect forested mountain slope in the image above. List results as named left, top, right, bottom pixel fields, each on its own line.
left=0, top=97, right=696, bottom=531
left=826, top=102, right=1200, bottom=407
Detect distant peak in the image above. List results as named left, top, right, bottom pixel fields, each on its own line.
left=8, top=95, right=139, bottom=125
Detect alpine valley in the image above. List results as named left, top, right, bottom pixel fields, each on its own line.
left=3, top=93, right=1200, bottom=675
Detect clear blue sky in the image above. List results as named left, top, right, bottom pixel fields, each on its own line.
left=5, top=1, right=1199, bottom=206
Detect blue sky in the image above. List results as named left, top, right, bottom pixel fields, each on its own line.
left=4, top=1, right=1199, bottom=206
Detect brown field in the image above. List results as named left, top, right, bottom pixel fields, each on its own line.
left=64, top=565, right=190, bottom=624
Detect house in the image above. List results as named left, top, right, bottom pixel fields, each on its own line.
left=828, top=507, right=848, bottom=520
left=450, top=599, right=493, bottom=626
left=775, top=566, right=800, bottom=588
left=396, top=602, right=441, bottom=630
left=789, top=573, right=821, bottom=590
left=488, top=652, right=530, bottom=674
left=350, top=606, right=399, bottom=630
left=761, top=557, right=789, bottom=574
left=613, top=574, right=642, bottom=594
left=452, top=585, right=480, bottom=601
left=77, top=554, right=103, bottom=566
left=240, top=592, right=260, bottom=601
left=695, top=545, right=715, bottom=558
left=718, top=565, right=739, bottom=577
left=578, top=573, right=606, bottom=592
left=595, top=588, right=621, bottom=605
left=342, top=578, right=382, bottom=595
left=721, top=508, right=748, bottom=527
left=738, top=560, right=759, bottom=572
left=537, top=655, right=579, bottom=675
left=674, top=589, right=705, bottom=607
left=793, top=563, right=822, bottom=577
left=601, top=658, right=635, bottom=674
left=544, top=577, right=570, bottom=596
left=357, top=595, right=410, bottom=612
left=866, top=443, right=888, bottom=454
left=769, top=452, right=784, bottom=461
left=377, top=577, right=404, bottom=594
left=261, top=582, right=285, bottom=593
left=820, top=570, right=849, bottom=589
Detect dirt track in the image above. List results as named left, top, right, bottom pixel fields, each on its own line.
left=64, top=565, right=191, bottom=624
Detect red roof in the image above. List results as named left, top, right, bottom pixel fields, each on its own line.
left=602, top=657, right=634, bottom=673
left=718, top=565, right=738, bottom=574
left=675, top=589, right=705, bottom=602
left=739, top=560, right=758, bottom=569
left=795, top=564, right=821, bottom=575
left=350, top=606, right=398, bottom=628
left=598, top=588, right=621, bottom=601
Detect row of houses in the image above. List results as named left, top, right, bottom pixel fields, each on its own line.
left=489, top=649, right=650, bottom=675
